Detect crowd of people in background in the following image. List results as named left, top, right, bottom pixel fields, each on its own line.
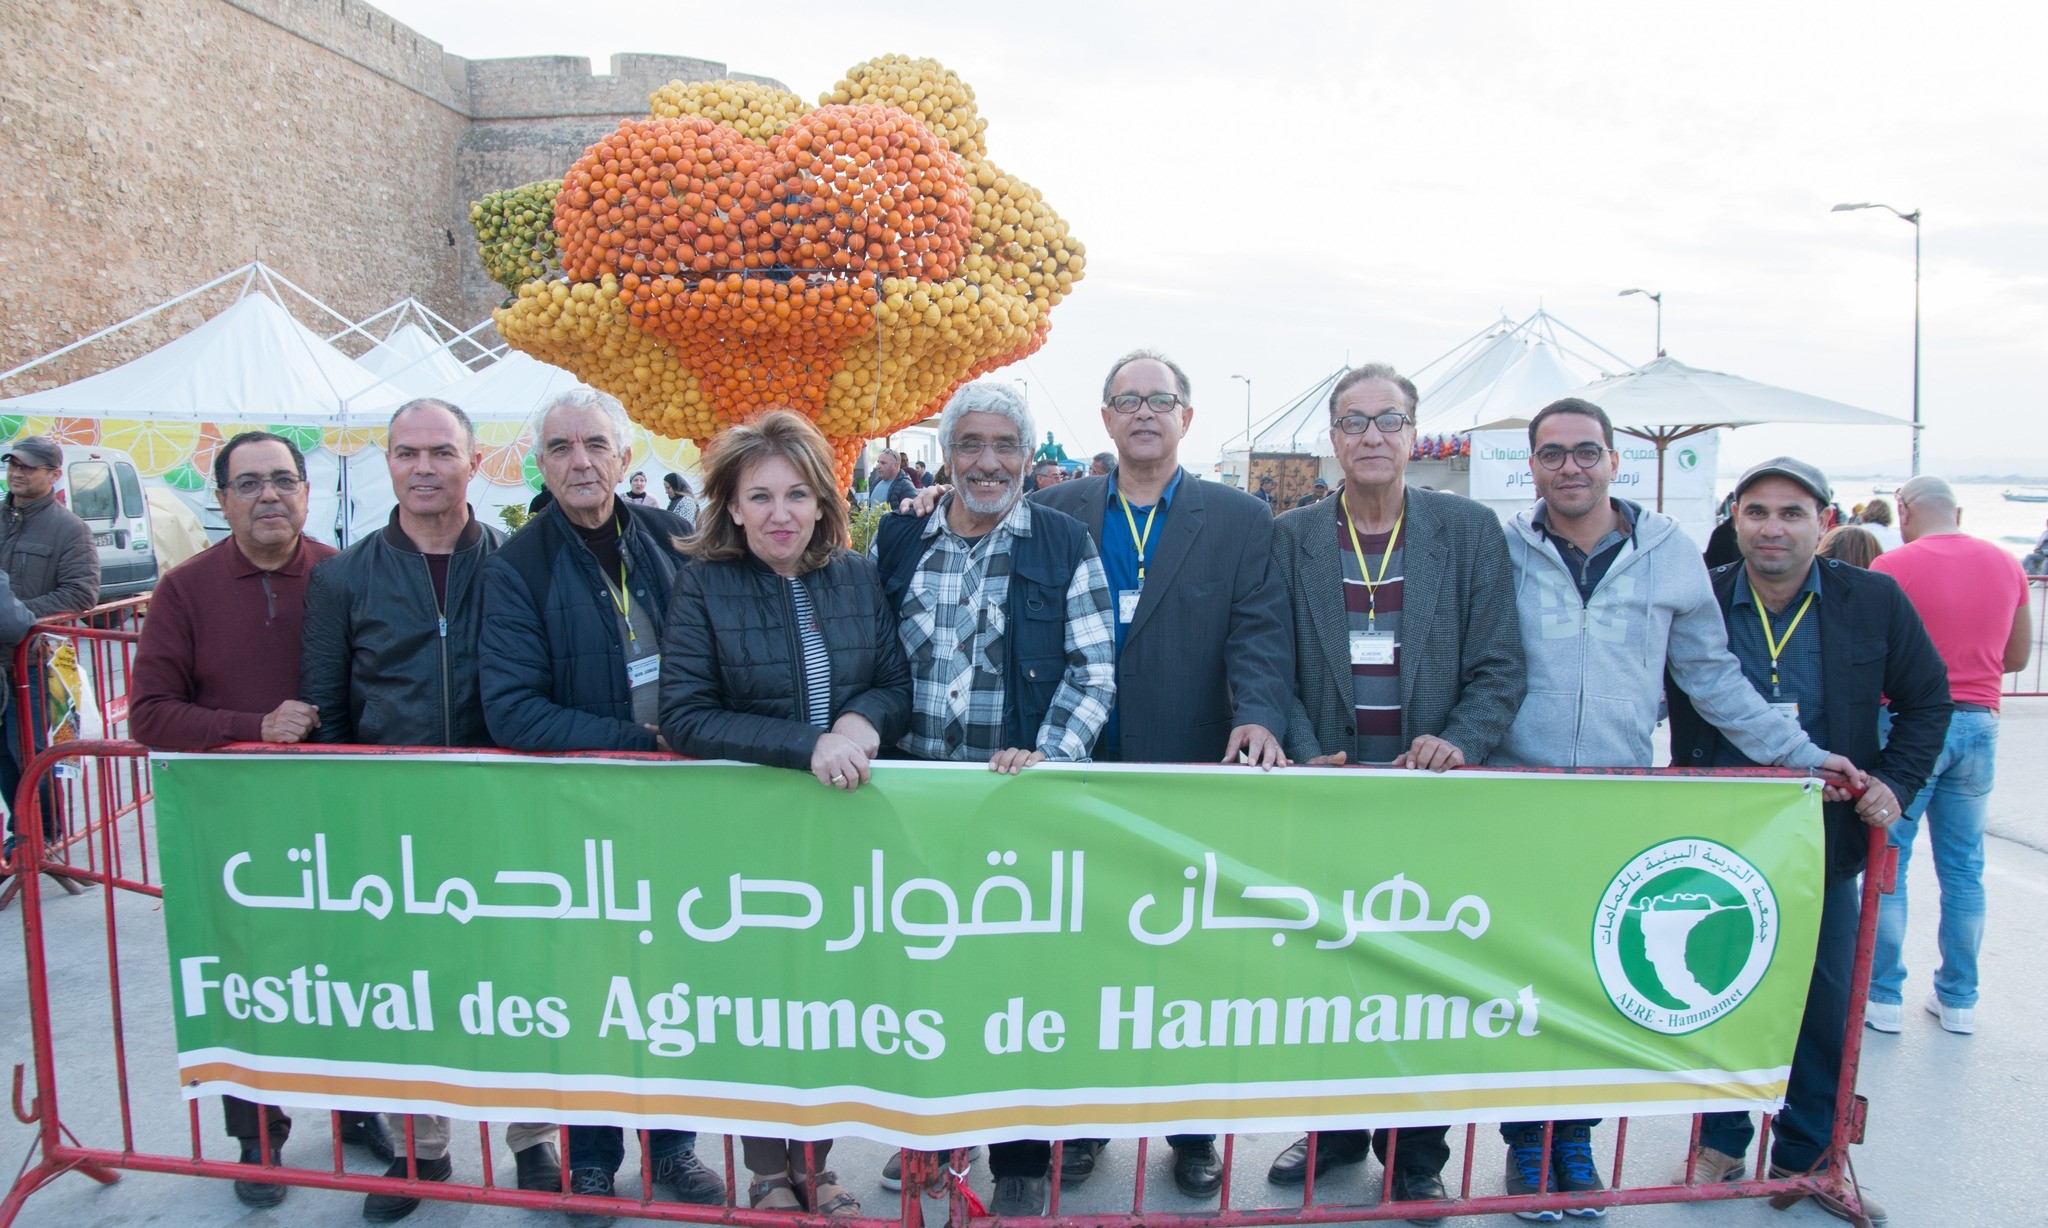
left=0, top=342, right=2026, bottom=1227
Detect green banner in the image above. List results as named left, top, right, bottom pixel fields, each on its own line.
left=155, top=754, right=1823, bottom=1146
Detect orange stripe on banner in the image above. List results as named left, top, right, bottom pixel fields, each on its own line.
left=179, top=1063, right=1786, bottom=1128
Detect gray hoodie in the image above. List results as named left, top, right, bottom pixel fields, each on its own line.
left=1497, top=501, right=1828, bottom=769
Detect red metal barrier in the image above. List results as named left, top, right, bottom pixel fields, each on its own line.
left=2002, top=575, right=2047, bottom=697
left=2, top=737, right=1890, bottom=1228
left=1, top=598, right=151, bottom=904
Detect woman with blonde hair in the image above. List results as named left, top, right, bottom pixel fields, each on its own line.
left=657, top=410, right=911, bottom=1215
left=1818, top=525, right=1884, bottom=569
left=1858, top=496, right=1904, bottom=550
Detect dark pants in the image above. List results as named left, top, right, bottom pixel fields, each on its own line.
left=567, top=1125, right=696, bottom=1174
left=1317, top=1126, right=1452, bottom=1175
left=1073, top=1135, right=1213, bottom=1154
left=1, top=669, right=58, bottom=846
left=225, top=1097, right=290, bottom=1147
left=1700, top=873, right=1859, bottom=1172
left=742, top=1136, right=833, bottom=1174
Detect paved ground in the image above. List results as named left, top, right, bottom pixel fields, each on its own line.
left=2, top=702, right=2043, bottom=1226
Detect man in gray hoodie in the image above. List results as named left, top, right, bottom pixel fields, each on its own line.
left=1493, top=397, right=1865, bottom=1220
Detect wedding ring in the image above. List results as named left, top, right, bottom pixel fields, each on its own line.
left=832, top=774, right=846, bottom=784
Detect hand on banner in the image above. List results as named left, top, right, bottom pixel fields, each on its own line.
left=812, top=732, right=873, bottom=792
left=1223, top=723, right=1287, bottom=769
left=645, top=725, right=673, bottom=753
left=898, top=485, right=951, bottom=518
left=1303, top=750, right=1348, bottom=767
left=833, top=712, right=882, bottom=759
left=1817, top=752, right=1869, bottom=803
left=260, top=700, right=320, bottom=744
left=988, top=748, right=1045, bottom=775
left=1396, top=734, right=1465, bottom=773
left=1854, top=774, right=1902, bottom=828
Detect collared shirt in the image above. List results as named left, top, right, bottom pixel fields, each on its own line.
left=1337, top=500, right=1406, bottom=763
left=1719, top=562, right=1826, bottom=763
left=1532, top=497, right=1639, bottom=604
left=1097, top=467, right=1184, bottom=758
left=894, top=496, right=1116, bottom=762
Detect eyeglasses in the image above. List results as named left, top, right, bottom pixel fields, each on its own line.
left=223, top=474, right=304, bottom=499
left=4, top=459, right=55, bottom=472
left=1107, top=393, right=1183, bottom=414
left=1333, top=411, right=1414, bottom=436
left=1533, top=443, right=1610, bottom=470
left=953, top=439, right=1024, bottom=459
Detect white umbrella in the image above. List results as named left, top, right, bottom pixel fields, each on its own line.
left=1467, top=355, right=1907, bottom=509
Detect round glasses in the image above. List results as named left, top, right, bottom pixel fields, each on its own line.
left=1533, top=444, right=1610, bottom=470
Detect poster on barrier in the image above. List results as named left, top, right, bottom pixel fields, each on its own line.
left=153, top=755, right=1823, bottom=1147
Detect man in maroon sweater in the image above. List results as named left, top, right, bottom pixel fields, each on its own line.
left=129, top=431, right=392, bottom=1206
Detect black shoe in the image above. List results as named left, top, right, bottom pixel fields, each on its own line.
left=989, top=1174, right=1048, bottom=1217
left=338, top=1113, right=397, bottom=1165
left=515, top=1141, right=563, bottom=1192
left=1058, top=1140, right=1104, bottom=1187
left=567, top=1168, right=618, bottom=1228
left=652, top=1148, right=726, bottom=1205
left=1172, top=1140, right=1222, bottom=1198
left=362, top=1153, right=453, bottom=1222
left=235, top=1140, right=289, bottom=1208
left=1266, top=1134, right=1370, bottom=1185
left=1386, top=1166, right=1449, bottom=1227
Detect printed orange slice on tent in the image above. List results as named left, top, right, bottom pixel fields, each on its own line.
left=99, top=420, right=202, bottom=477
left=476, top=422, right=533, bottom=487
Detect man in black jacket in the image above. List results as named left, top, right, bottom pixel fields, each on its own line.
left=300, top=399, right=559, bottom=1223
left=477, top=388, right=724, bottom=1218
left=1032, top=349, right=1293, bottom=1199
left=1666, top=457, right=1950, bottom=1228
left=866, top=447, right=917, bottom=511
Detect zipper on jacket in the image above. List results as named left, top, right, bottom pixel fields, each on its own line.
left=784, top=575, right=810, bottom=722
left=420, top=553, right=452, bottom=744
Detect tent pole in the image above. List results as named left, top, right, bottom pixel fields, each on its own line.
left=1656, top=433, right=1669, bottom=512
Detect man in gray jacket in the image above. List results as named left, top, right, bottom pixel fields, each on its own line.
left=1493, top=397, right=1866, bottom=1219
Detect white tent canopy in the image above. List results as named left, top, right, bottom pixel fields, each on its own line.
left=433, top=350, right=598, bottom=424
left=1417, top=310, right=1632, bottom=431
left=0, top=292, right=407, bottom=425
left=354, top=323, right=472, bottom=398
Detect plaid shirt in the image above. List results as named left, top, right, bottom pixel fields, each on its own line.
left=890, top=496, right=1116, bottom=762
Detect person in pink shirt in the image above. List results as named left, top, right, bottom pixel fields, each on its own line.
left=1867, top=475, right=2034, bottom=1035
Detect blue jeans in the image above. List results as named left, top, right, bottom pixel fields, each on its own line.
left=566, top=1125, right=695, bottom=1175
left=1700, top=873, right=1859, bottom=1171
left=1871, top=708, right=1997, bottom=1010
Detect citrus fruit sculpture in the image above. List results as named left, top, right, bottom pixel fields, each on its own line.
left=473, top=56, right=1085, bottom=487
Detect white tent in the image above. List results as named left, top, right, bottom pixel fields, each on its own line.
left=354, top=322, right=471, bottom=398
left=435, top=350, right=597, bottom=423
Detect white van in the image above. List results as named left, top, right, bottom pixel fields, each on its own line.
left=53, top=444, right=159, bottom=602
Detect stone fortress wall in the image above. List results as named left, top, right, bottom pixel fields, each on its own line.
left=0, top=0, right=779, bottom=389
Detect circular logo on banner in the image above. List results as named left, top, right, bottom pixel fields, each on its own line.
left=1676, top=447, right=1700, bottom=471
left=1592, top=839, right=1778, bottom=1035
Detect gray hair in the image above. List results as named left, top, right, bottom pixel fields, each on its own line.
left=1328, top=363, right=1419, bottom=418
left=530, top=386, right=632, bottom=454
left=1101, top=349, right=1192, bottom=405
left=937, top=381, right=1033, bottom=458
left=1894, top=474, right=1956, bottom=513
left=390, top=397, right=477, bottom=449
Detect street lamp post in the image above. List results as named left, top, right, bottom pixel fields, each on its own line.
left=1618, top=288, right=1663, bottom=357
left=1232, top=373, right=1252, bottom=487
left=1832, top=202, right=1923, bottom=477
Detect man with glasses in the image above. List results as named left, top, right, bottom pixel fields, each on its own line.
left=129, top=431, right=396, bottom=1207
left=1264, top=364, right=1525, bottom=1224
left=0, top=436, right=99, bottom=861
left=1035, top=350, right=1293, bottom=1199
left=301, top=399, right=562, bottom=1222
left=872, top=380, right=1115, bottom=1217
left=1493, top=400, right=1866, bottom=1220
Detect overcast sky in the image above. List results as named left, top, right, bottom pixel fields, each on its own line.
left=378, top=0, right=2047, bottom=481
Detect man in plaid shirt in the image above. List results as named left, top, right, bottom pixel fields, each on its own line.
left=871, top=380, right=1115, bottom=1214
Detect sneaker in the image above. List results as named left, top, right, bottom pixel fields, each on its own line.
left=1671, top=1146, right=1746, bottom=1185
left=1926, top=991, right=1974, bottom=1034
left=651, top=1148, right=726, bottom=1205
left=989, top=1174, right=1048, bottom=1217
left=234, top=1140, right=289, bottom=1208
left=1551, top=1124, right=1606, bottom=1218
left=1864, top=1001, right=1901, bottom=1033
left=362, top=1153, right=452, bottom=1223
left=1058, top=1140, right=1104, bottom=1187
left=1501, top=1124, right=1561, bottom=1221
left=1769, top=1163, right=1889, bottom=1227
left=880, top=1151, right=904, bottom=1192
left=567, top=1167, right=618, bottom=1228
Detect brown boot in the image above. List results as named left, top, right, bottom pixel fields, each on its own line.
left=1769, top=1164, right=1888, bottom=1227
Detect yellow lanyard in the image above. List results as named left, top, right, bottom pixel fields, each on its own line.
left=1343, top=504, right=1405, bottom=628
left=604, top=558, right=636, bottom=645
left=1116, top=489, right=1161, bottom=582
left=1755, top=590, right=1814, bottom=698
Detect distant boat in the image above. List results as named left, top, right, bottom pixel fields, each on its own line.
left=2004, top=490, right=2048, bottom=503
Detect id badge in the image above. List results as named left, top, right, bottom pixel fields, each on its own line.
left=1770, top=700, right=1799, bottom=720
left=626, top=654, right=662, bottom=688
left=1349, top=631, right=1396, bottom=666
left=1118, top=588, right=1141, bottom=624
